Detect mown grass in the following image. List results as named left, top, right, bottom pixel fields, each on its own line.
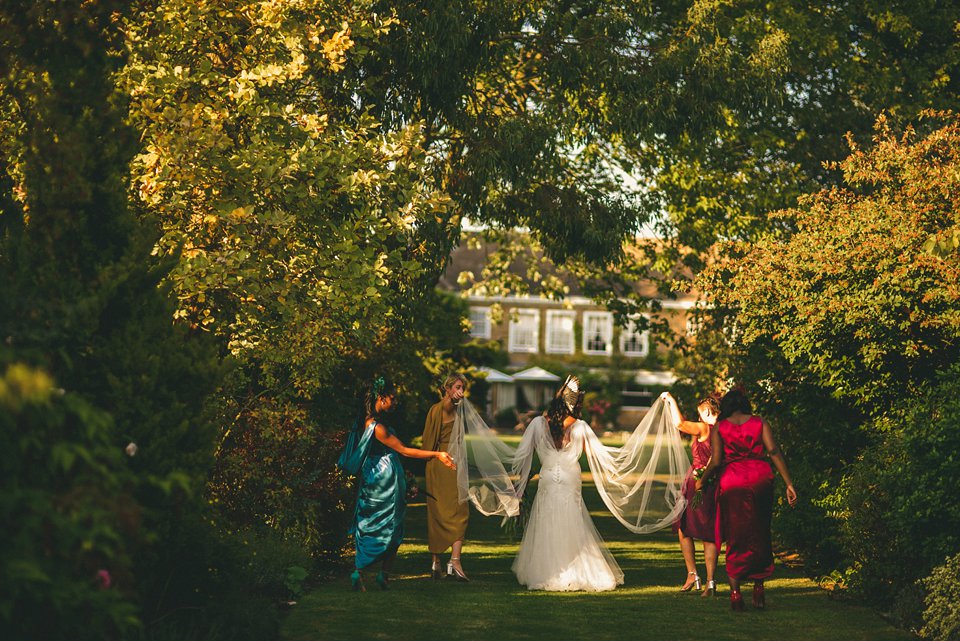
left=281, top=476, right=915, bottom=641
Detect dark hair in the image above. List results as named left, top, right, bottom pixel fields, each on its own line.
left=359, top=375, right=397, bottom=422
left=697, top=395, right=721, bottom=416
left=718, top=388, right=752, bottom=422
left=546, top=392, right=583, bottom=449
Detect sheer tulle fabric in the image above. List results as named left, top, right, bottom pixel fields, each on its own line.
left=450, top=399, right=521, bottom=518
left=453, top=396, right=689, bottom=534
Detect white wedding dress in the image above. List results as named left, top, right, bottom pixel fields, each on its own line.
left=511, top=417, right=624, bottom=592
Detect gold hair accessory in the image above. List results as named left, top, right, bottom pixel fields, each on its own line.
left=557, top=375, right=582, bottom=413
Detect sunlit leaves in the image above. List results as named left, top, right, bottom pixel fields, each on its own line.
left=699, top=112, right=960, bottom=411
left=121, top=0, right=451, bottom=396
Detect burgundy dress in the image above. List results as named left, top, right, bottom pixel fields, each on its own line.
left=673, top=436, right=716, bottom=542
left=716, top=416, right=775, bottom=581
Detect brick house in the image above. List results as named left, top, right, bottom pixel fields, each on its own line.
left=439, top=236, right=696, bottom=429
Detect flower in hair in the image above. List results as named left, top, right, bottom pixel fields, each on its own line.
left=373, top=376, right=386, bottom=396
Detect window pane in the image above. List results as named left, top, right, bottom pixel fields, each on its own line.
left=509, top=310, right=539, bottom=352
left=584, top=312, right=612, bottom=354
left=546, top=311, right=574, bottom=353
left=469, top=307, right=489, bottom=338
left=620, top=316, right=649, bottom=356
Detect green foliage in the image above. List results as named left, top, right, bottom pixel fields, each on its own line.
left=828, top=365, right=960, bottom=623
left=701, top=112, right=960, bottom=414
left=687, top=112, right=960, bottom=626
left=921, top=552, right=960, bottom=641
left=0, top=4, right=292, bottom=639
left=120, top=0, right=455, bottom=399
left=0, top=364, right=139, bottom=641
left=134, top=519, right=310, bottom=641
left=209, top=388, right=355, bottom=561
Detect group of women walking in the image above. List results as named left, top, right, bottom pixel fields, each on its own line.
left=338, top=372, right=797, bottom=611
left=662, top=389, right=798, bottom=610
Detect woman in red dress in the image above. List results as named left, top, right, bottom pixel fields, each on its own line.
left=697, top=389, right=798, bottom=611
left=662, top=392, right=721, bottom=597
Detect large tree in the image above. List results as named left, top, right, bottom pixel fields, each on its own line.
left=687, top=111, right=960, bottom=616
left=0, top=0, right=227, bottom=638
left=700, top=111, right=960, bottom=413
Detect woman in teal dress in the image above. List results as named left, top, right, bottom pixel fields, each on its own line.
left=338, top=376, right=456, bottom=591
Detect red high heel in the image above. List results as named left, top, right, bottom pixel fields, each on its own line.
left=752, top=581, right=765, bottom=609
left=730, top=589, right=746, bottom=611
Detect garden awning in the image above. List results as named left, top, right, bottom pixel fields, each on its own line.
left=477, top=366, right=514, bottom=383
left=511, top=366, right=562, bottom=382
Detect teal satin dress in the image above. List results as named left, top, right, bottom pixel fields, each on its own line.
left=340, top=421, right=407, bottom=569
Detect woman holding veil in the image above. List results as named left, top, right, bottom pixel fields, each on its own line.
left=421, top=373, right=471, bottom=581
left=457, top=375, right=689, bottom=592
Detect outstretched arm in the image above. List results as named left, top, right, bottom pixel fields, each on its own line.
left=660, top=392, right=708, bottom=438
left=677, top=419, right=708, bottom=437
left=761, top=419, right=797, bottom=507
left=374, top=422, right=456, bottom=469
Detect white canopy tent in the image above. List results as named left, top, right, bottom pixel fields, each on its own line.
left=475, top=366, right=515, bottom=419
left=512, top=366, right=562, bottom=411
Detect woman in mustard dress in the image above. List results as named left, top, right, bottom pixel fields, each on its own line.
left=422, top=373, right=471, bottom=581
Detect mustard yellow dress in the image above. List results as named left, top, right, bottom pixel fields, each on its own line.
left=422, top=402, right=469, bottom=553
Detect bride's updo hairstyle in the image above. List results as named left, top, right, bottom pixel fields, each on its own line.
left=718, top=387, right=752, bottom=422
left=547, top=376, right=584, bottom=449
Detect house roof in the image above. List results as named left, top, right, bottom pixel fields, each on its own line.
left=438, top=234, right=696, bottom=304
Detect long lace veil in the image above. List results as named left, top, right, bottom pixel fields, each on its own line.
left=451, top=396, right=689, bottom=532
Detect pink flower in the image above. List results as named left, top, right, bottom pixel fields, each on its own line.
left=95, top=569, right=112, bottom=590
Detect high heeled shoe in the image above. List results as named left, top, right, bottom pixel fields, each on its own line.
left=730, top=589, right=745, bottom=611
left=431, top=560, right=444, bottom=580
left=752, top=580, right=765, bottom=609
left=701, top=580, right=717, bottom=597
left=680, top=571, right=701, bottom=592
left=447, top=557, right=470, bottom=582
left=350, top=570, right=365, bottom=592
left=375, top=571, right=389, bottom=590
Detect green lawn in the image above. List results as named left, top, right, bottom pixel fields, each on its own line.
left=281, top=476, right=915, bottom=641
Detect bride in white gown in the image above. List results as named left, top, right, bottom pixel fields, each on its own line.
left=453, top=375, right=689, bottom=592
left=511, top=409, right=624, bottom=591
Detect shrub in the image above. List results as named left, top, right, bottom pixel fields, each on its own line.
left=0, top=364, right=139, bottom=641
left=831, top=365, right=960, bottom=625
left=210, top=387, right=354, bottom=563
left=921, top=552, right=960, bottom=641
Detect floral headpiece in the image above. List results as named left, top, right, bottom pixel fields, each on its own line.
left=372, top=376, right=386, bottom=397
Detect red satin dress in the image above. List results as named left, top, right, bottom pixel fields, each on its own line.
left=716, top=416, right=774, bottom=581
left=673, top=436, right=716, bottom=542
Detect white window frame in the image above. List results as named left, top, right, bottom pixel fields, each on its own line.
left=545, top=310, right=576, bottom=354
left=620, top=315, right=650, bottom=357
left=508, top=308, right=540, bottom=353
left=582, top=311, right=613, bottom=355
left=468, top=306, right=491, bottom=339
